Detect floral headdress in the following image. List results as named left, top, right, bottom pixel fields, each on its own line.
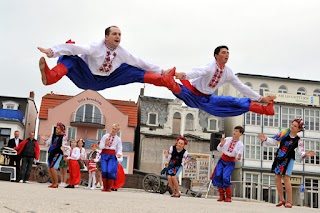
left=292, top=118, right=305, bottom=132
left=175, top=136, right=188, bottom=146
left=56, top=122, right=66, bottom=133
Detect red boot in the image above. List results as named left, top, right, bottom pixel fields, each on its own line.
left=249, top=101, right=274, bottom=115
left=39, top=57, right=68, bottom=85
left=217, top=188, right=225, bottom=201
left=107, top=179, right=114, bottom=192
left=143, top=68, right=181, bottom=94
left=101, top=178, right=108, bottom=192
left=224, top=186, right=232, bottom=202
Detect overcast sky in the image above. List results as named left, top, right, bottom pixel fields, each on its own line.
left=1, top=0, right=320, bottom=111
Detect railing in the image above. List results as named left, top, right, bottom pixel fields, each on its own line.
left=70, top=112, right=106, bottom=127
left=0, top=109, right=23, bottom=122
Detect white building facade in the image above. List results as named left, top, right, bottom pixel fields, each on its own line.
left=222, top=74, right=320, bottom=208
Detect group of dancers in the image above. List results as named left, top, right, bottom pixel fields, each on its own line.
left=37, top=25, right=316, bottom=207
left=45, top=122, right=124, bottom=191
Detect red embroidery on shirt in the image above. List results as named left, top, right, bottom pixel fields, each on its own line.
left=227, top=140, right=236, bottom=153
left=208, top=62, right=224, bottom=88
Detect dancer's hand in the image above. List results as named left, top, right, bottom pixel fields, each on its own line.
left=237, top=154, right=242, bottom=160
left=116, top=154, right=122, bottom=158
left=37, top=47, right=52, bottom=57
left=163, top=150, right=169, bottom=158
left=258, top=133, right=267, bottom=143
left=260, top=96, right=276, bottom=103
left=162, top=68, right=175, bottom=76
left=303, top=150, right=316, bottom=158
left=219, top=137, right=226, bottom=147
left=175, top=72, right=186, bottom=79
left=105, top=138, right=110, bottom=146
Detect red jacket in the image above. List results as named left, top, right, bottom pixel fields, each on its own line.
left=14, top=139, right=40, bottom=160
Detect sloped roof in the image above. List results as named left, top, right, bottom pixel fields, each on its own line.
left=39, top=93, right=137, bottom=127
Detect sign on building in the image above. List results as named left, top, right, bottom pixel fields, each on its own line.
left=264, top=92, right=319, bottom=105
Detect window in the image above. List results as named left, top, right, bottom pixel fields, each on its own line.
left=305, top=109, right=320, bottom=131
left=245, top=82, right=253, bottom=89
left=0, top=128, right=11, bottom=147
left=120, top=156, right=129, bottom=173
left=281, top=107, right=302, bottom=129
left=313, top=89, right=320, bottom=96
left=244, top=134, right=261, bottom=160
left=297, top=87, right=306, bottom=95
left=262, top=174, right=276, bottom=203
left=75, top=104, right=102, bottom=124
left=208, top=118, right=218, bottom=131
left=244, top=173, right=260, bottom=200
left=263, top=145, right=277, bottom=161
left=172, top=112, right=181, bottom=135
left=117, top=131, right=121, bottom=138
left=259, top=83, right=269, bottom=96
left=263, top=106, right=280, bottom=127
left=278, top=85, right=287, bottom=93
left=97, top=129, right=106, bottom=141
left=185, top=113, right=194, bottom=131
left=2, top=101, right=19, bottom=110
left=245, top=112, right=261, bottom=126
left=304, top=140, right=320, bottom=165
left=305, top=178, right=319, bottom=208
left=147, top=112, right=158, bottom=126
left=67, top=127, right=76, bottom=141
left=39, top=150, right=48, bottom=163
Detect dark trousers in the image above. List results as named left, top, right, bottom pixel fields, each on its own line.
left=21, top=157, right=33, bottom=182
left=9, top=156, right=21, bottom=181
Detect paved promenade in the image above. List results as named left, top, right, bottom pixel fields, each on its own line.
left=0, top=181, right=318, bottom=213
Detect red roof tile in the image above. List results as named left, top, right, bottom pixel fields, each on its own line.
left=39, top=93, right=137, bottom=127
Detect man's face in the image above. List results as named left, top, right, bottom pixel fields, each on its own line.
left=214, top=48, right=229, bottom=65
left=105, top=27, right=121, bottom=49
left=29, top=133, right=35, bottom=140
left=14, top=131, right=20, bottom=138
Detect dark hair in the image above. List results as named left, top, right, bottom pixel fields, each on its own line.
left=91, top=151, right=97, bottom=159
left=214, top=45, right=229, bottom=58
left=105, top=26, right=118, bottom=35
left=234, top=126, right=245, bottom=134
left=77, top=139, right=85, bottom=147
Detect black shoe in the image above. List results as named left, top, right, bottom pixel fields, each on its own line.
left=65, top=185, right=75, bottom=188
left=111, top=188, right=118, bottom=191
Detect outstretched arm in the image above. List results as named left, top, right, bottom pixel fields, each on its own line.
left=258, top=133, right=278, bottom=146
left=228, top=73, right=276, bottom=103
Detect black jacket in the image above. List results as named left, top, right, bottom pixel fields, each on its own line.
left=7, top=138, right=22, bottom=148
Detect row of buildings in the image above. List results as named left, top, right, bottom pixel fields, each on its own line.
left=0, top=73, right=319, bottom=208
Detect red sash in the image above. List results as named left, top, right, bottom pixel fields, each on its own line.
left=180, top=79, right=209, bottom=97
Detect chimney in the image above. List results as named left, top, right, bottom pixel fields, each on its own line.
left=140, top=88, right=144, bottom=96
left=29, top=91, right=35, bottom=99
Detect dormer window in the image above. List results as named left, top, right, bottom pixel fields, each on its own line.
left=2, top=101, right=19, bottom=110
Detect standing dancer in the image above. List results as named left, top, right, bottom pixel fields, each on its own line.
left=212, top=126, right=244, bottom=202
left=46, top=122, right=67, bottom=188
left=65, top=139, right=81, bottom=188
left=37, top=26, right=180, bottom=93
left=171, top=46, right=276, bottom=117
left=258, top=118, right=315, bottom=208
left=99, top=124, right=122, bottom=192
left=166, top=136, right=190, bottom=198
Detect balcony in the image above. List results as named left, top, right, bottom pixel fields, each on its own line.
left=0, top=109, right=24, bottom=123
left=70, top=112, right=106, bottom=129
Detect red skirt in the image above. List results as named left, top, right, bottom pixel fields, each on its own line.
left=112, top=163, right=126, bottom=189
left=68, top=159, right=81, bottom=185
